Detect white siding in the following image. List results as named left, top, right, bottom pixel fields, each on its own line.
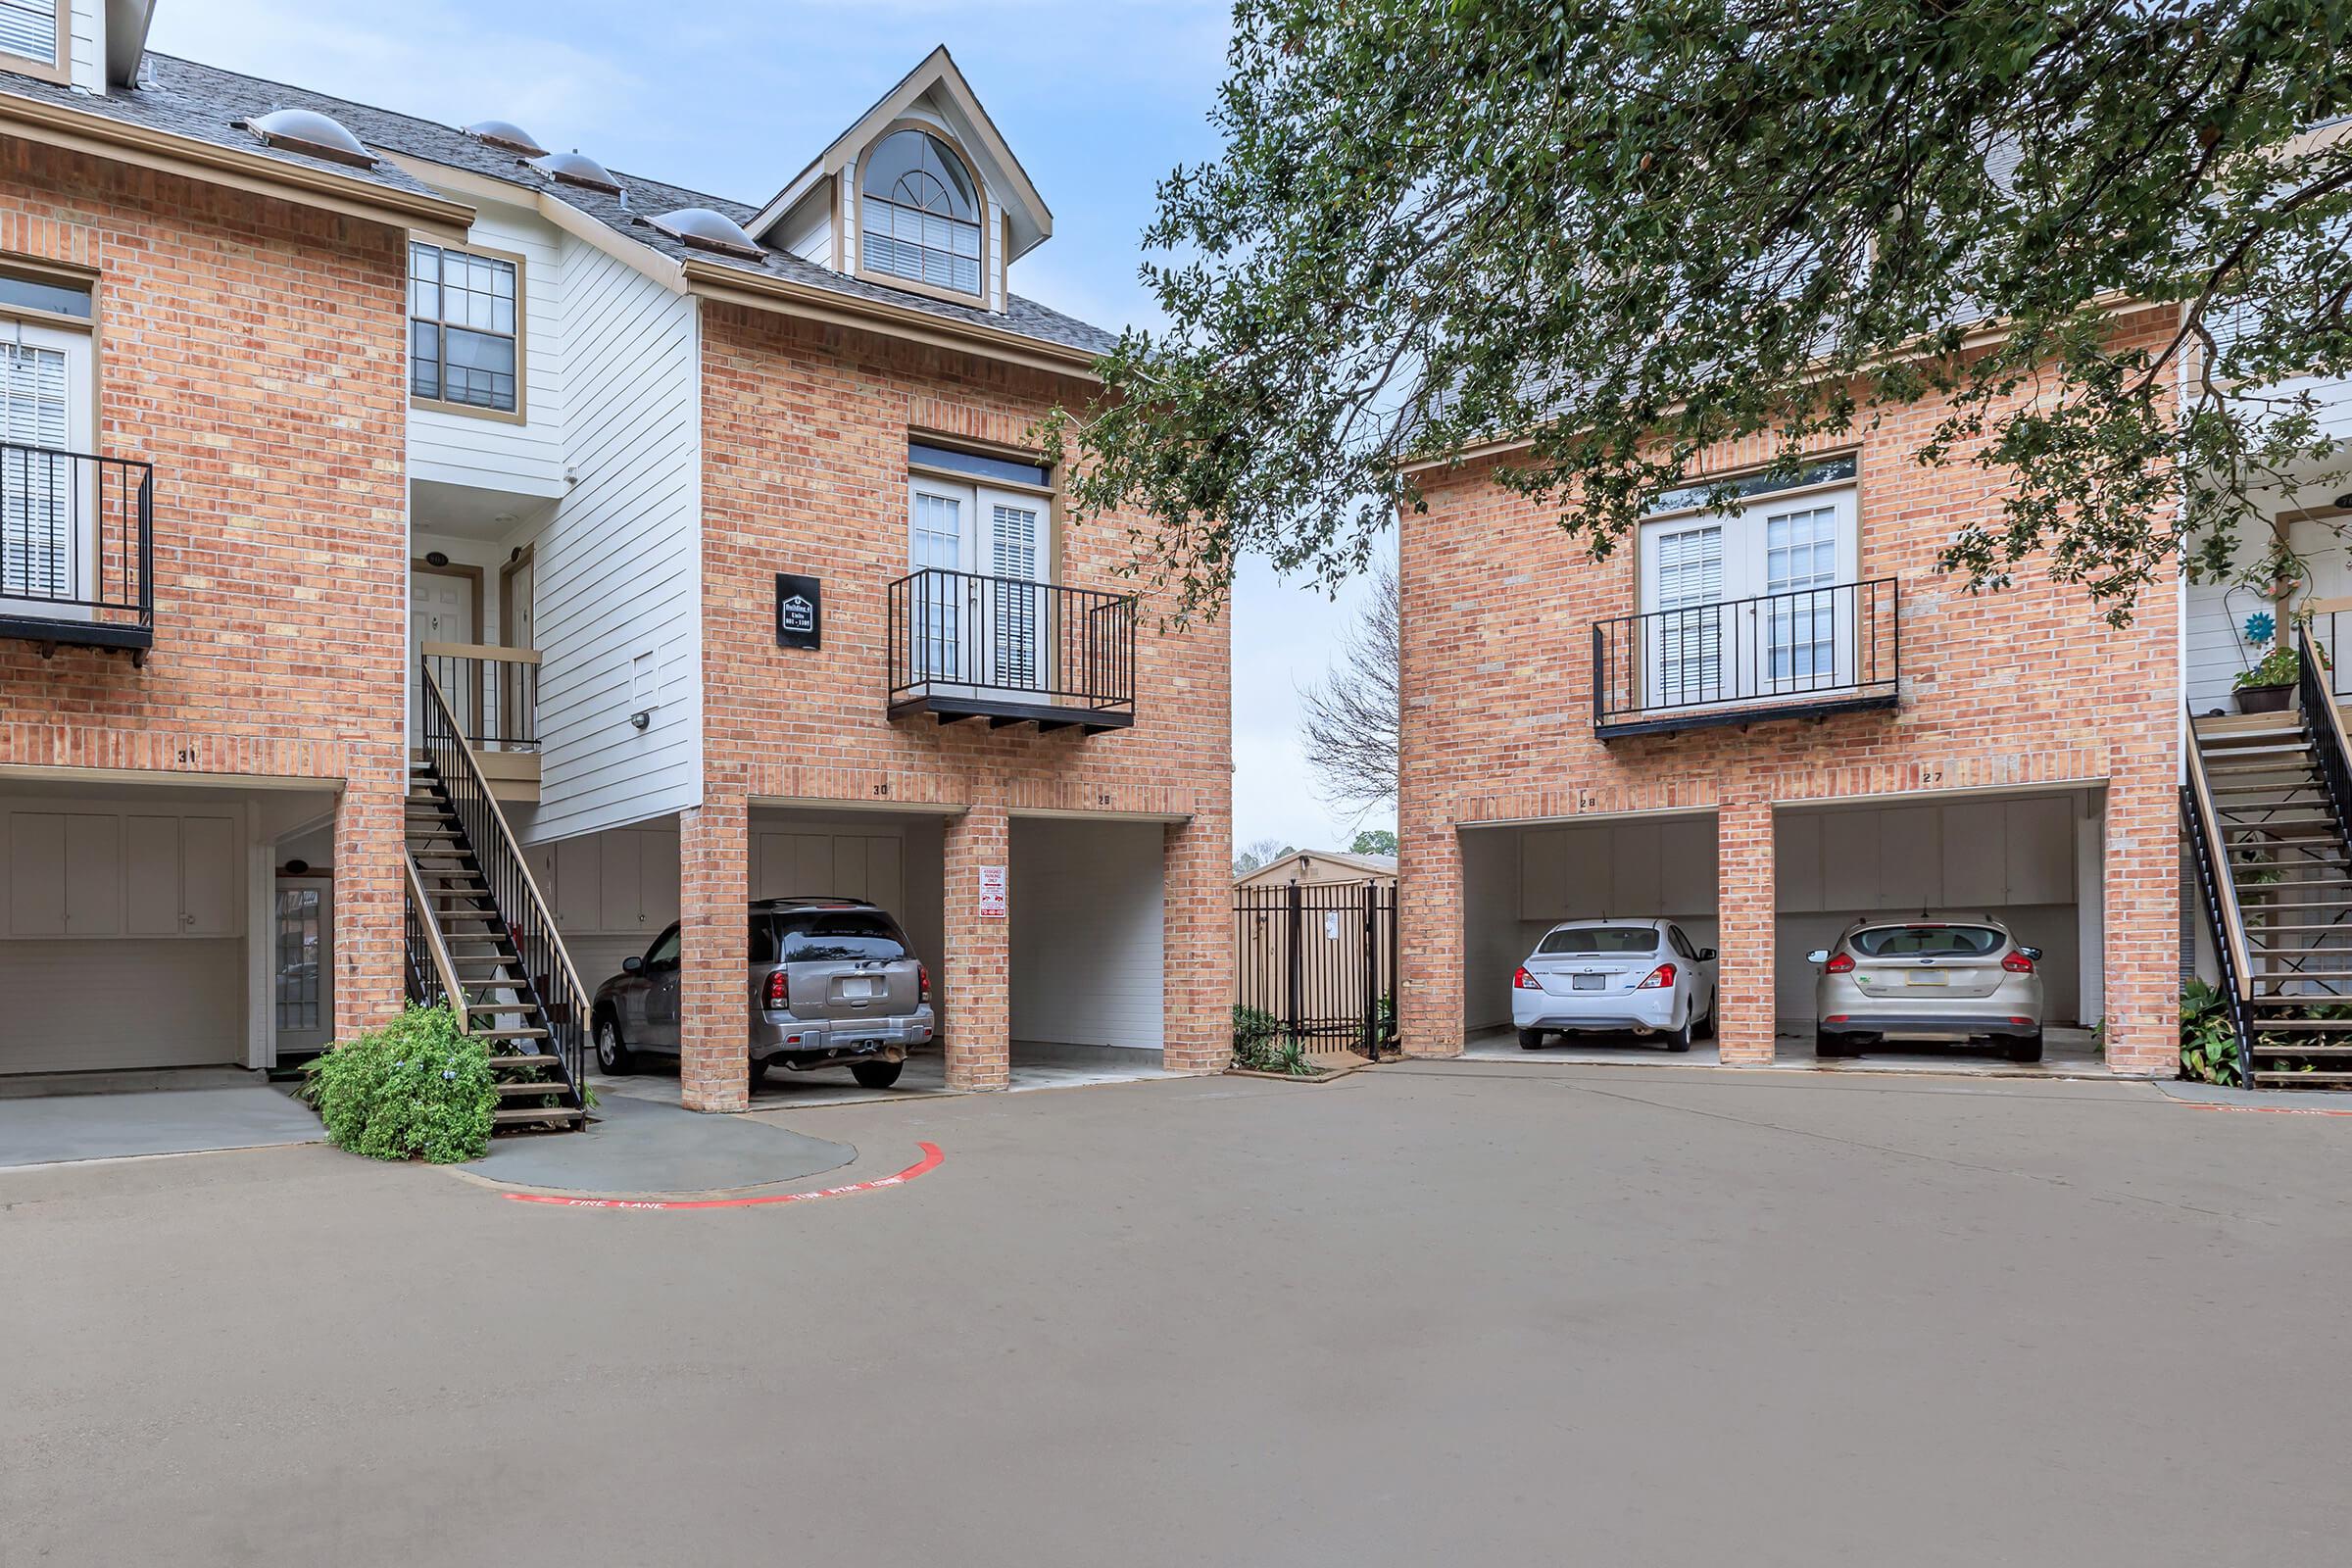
left=68, top=0, right=100, bottom=91
left=525, top=237, right=702, bottom=841
left=1008, top=818, right=1165, bottom=1053
left=775, top=183, right=832, bottom=268
left=408, top=201, right=569, bottom=499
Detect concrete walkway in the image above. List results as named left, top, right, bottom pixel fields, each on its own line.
left=472, top=1091, right=855, bottom=1194
left=0, top=1084, right=321, bottom=1168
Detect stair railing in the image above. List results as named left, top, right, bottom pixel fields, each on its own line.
left=2181, top=705, right=2258, bottom=1085
left=401, top=848, right=470, bottom=1030
left=419, top=660, right=588, bottom=1099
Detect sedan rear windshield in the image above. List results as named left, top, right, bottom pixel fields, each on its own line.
left=1850, top=924, right=2004, bottom=957
left=751, top=909, right=909, bottom=964
left=1537, top=927, right=1658, bottom=956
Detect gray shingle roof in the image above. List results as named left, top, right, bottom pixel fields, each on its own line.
left=0, top=52, right=1118, bottom=359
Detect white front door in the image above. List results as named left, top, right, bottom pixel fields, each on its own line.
left=0, top=320, right=92, bottom=618
left=410, top=567, right=476, bottom=742
left=907, top=477, right=1052, bottom=693
left=1637, top=486, right=1857, bottom=709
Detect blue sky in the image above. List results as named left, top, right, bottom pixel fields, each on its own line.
left=153, top=0, right=1391, bottom=858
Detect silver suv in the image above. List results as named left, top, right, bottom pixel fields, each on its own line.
left=1808, top=914, right=2044, bottom=1061
left=591, top=898, right=935, bottom=1089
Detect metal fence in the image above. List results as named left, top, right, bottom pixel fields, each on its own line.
left=1233, top=881, right=1398, bottom=1054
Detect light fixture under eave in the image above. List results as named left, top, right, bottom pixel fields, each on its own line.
left=643, top=207, right=766, bottom=262
left=528, top=150, right=622, bottom=196
left=242, top=108, right=375, bottom=169
left=465, top=119, right=546, bottom=157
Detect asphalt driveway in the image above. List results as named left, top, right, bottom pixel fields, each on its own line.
left=4, top=1062, right=2348, bottom=1566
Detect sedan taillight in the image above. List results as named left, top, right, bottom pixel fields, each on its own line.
left=2002, top=951, right=2035, bottom=974
left=1636, top=962, right=1676, bottom=991
left=764, top=968, right=789, bottom=1009
left=1512, top=965, right=1540, bottom=991
left=1824, top=953, right=1856, bottom=974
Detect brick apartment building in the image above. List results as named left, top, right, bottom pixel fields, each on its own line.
left=1396, top=302, right=2186, bottom=1075
left=0, top=7, right=1230, bottom=1116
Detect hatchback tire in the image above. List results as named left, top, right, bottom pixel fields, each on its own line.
left=595, top=1016, right=634, bottom=1075
left=2002, top=1032, right=2044, bottom=1064
left=1517, top=1028, right=1547, bottom=1050
left=1815, top=1029, right=1851, bottom=1059
left=852, top=1060, right=905, bottom=1090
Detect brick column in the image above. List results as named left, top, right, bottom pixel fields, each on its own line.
left=1397, top=816, right=1464, bottom=1057
left=1160, top=807, right=1232, bottom=1074
left=1716, top=798, right=1777, bottom=1064
left=2101, top=764, right=2183, bottom=1075
left=333, top=764, right=406, bottom=1041
left=943, top=802, right=1009, bottom=1091
left=678, top=791, right=749, bottom=1112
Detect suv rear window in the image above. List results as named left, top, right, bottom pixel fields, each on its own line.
left=1538, top=926, right=1658, bottom=956
left=752, top=908, right=910, bottom=964
left=1850, top=924, right=2004, bottom=957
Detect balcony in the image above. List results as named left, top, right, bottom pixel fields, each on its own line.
left=419, top=642, right=541, bottom=801
left=1592, top=577, right=1900, bottom=739
left=887, top=567, right=1137, bottom=734
left=0, top=443, right=154, bottom=661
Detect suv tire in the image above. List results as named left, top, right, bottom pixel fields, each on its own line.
left=852, top=1060, right=905, bottom=1090
left=594, top=1016, right=634, bottom=1075
left=747, top=1055, right=770, bottom=1088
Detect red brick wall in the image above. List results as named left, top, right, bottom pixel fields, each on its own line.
left=1398, top=306, right=2181, bottom=1073
left=683, top=305, right=1233, bottom=1104
left=0, top=141, right=412, bottom=1038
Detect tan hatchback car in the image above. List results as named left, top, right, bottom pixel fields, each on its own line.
left=1808, top=914, right=2044, bottom=1062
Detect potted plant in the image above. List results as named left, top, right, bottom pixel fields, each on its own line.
left=2233, top=644, right=2301, bottom=712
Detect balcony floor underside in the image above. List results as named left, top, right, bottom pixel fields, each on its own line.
left=1596, top=688, right=1898, bottom=741
left=0, top=613, right=153, bottom=659
left=890, top=692, right=1135, bottom=735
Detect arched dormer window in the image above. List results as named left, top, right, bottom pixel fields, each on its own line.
left=859, top=127, right=984, bottom=297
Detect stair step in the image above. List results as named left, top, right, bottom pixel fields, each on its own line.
left=494, top=1080, right=575, bottom=1097
left=2250, top=1072, right=2352, bottom=1086
left=493, top=1105, right=586, bottom=1126
left=2238, top=1017, right=2352, bottom=1029
left=489, top=1054, right=563, bottom=1070
left=2206, top=762, right=2322, bottom=775
left=472, top=1026, right=550, bottom=1040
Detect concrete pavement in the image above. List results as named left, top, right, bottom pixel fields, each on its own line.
left=4, top=1062, right=2350, bottom=1566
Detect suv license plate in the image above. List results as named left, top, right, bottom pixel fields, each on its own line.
left=1572, top=974, right=1604, bottom=991
left=840, top=977, right=878, bottom=1000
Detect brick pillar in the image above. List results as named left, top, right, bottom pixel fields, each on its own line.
left=2101, top=764, right=2182, bottom=1076
left=678, top=791, right=749, bottom=1112
left=1161, top=807, right=1232, bottom=1074
left=1716, top=798, right=1777, bottom=1064
left=1398, top=816, right=1464, bottom=1057
left=333, top=763, right=404, bottom=1041
left=943, top=802, right=1009, bottom=1091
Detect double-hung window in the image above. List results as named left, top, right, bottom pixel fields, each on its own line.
left=410, top=243, right=520, bottom=415
left=0, top=0, right=67, bottom=82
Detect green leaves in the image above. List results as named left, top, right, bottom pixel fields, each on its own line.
left=301, top=1004, right=499, bottom=1164
left=1053, top=0, right=2352, bottom=624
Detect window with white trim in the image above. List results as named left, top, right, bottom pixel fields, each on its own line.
left=860, top=129, right=983, bottom=296
left=409, top=243, right=519, bottom=413
left=0, top=0, right=62, bottom=70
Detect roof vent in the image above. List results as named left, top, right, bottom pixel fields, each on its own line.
left=242, top=108, right=375, bottom=169
left=644, top=208, right=766, bottom=262
left=527, top=150, right=622, bottom=196
left=465, top=120, right=546, bottom=157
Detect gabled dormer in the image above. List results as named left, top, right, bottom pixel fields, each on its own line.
left=747, top=45, right=1051, bottom=315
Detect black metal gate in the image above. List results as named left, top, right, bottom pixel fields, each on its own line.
left=1233, top=881, right=1399, bottom=1055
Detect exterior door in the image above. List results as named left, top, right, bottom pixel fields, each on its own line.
left=409, top=566, right=476, bottom=742
left=273, top=878, right=335, bottom=1056
left=908, top=475, right=967, bottom=682
left=0, top=320, right=92, bottom=620
left=984, top=493, right=1046, bottom=691
left=1638, top=486, right=1856, bottom=709
left=906, top=475, right=1050, bottom=693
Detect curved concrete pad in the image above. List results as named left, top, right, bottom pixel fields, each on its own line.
left=471, top=1092, right=856, bottom=1195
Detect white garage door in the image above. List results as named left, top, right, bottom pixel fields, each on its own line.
left=1, top=803, right=246, bottom=1073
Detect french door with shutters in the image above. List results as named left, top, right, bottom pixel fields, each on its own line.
left=906, top=475, right=1052, bottom=695
left=1636, top=486, right=1858, bottom=710
left=0, top=320, right=93, bottom=620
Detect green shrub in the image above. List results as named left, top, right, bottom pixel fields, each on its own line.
left=2180, top=979, right=2240, bottom=1086
left=1231, top=1004, right=1285, bottom=1070
left=301, top=1004, right=498, bottom=1164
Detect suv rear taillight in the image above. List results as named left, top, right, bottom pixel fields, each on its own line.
left=1512, top=965, right=1540, bottom=991
left=2002, top=951, right=2035, bottom=974
left=764, top=968, right=789, bottom=1010
left=1636, top=962, right=1676, bottom=990
left=1824, top=952, right=1855, bottom=974
left=919, top=962, right=931, bottom=1004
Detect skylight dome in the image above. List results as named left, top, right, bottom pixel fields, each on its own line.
left=244, top=108, right=374, bottom=169
left=465, top=120, right=546, bottom=157
left=527, top=151, right=622, bottom=196
left=646, top=208, right=766, bottom=262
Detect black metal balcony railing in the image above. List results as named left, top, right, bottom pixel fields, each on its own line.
left=0, top=441, right=155, bottom=658
left=887, top=567, right=1138, bottom=734
left=1592, top=577, right=1900, bottom=738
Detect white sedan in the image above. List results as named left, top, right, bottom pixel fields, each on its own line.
left=1512, top=919, right=1718, bottom=1052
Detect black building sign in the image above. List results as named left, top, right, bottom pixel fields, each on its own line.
left=775, top=573, right=821, bottom=650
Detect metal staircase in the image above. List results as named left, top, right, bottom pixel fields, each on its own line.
left=2182, top=629, right=2352, bottom=1087
left=401, top=661, right=589, bottom=1133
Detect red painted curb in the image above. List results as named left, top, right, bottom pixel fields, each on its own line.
left=501, top=1141, right=944, bottom=1209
